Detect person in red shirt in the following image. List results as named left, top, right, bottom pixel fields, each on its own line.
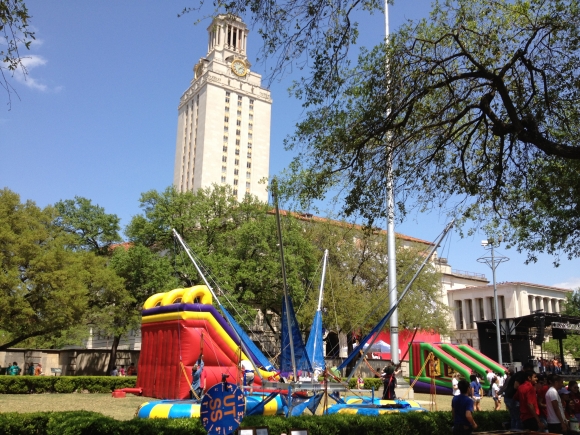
left=536, top=374, right=549, bottom=428
left=515, top=370, right=546, bottom=431
left=567, top=380, right=580, bottom=420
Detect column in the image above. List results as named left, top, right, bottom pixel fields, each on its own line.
left=462, top=300, right=468, bottom=329
left=530, top=296, right=536, bottom=312
left=544, top=298, right=551, bottom=313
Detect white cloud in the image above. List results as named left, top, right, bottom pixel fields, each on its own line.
left=552, top=277, right=580, bottom=290
left=13, top=55, right=49, bottom=91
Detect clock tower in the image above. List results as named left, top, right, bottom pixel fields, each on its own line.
left=174, top=15, right=272, bottom=203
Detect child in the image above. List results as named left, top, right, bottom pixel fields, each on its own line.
left=357, top=374, right=364, bottom=390
left=492, top=377, right=502, bottom=411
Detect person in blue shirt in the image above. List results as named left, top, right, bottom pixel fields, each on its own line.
left=453, top=379, right=478, bottom=435
left=190, top=354, right=204, bottom=401
left=470, top=374, right=482, bottom=411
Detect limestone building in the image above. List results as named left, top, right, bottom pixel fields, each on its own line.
left=173, top=15, right=271, bottom=202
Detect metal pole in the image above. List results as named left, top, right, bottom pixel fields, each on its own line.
left=272, top=179, right=297, bottom=382
left=491, top=244, right=503, bottom=365
left=384, top=0, right=399, bottom=367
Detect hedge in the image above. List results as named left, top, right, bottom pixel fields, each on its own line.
left=0, top=410, right=509, bottom=435
left=1, top=376, right=387, bottom=394
left=0, top=376, right=137, bottom=394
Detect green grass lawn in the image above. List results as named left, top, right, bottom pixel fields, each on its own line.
left=0, top=392, right=502, bottom=420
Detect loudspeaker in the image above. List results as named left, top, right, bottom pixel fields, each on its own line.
left=534, top=314, right=545, bottom=345
left=553, top=328, right=567, bottom=340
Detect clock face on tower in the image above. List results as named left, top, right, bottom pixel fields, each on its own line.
left=231, top=59, right=248, bottom=77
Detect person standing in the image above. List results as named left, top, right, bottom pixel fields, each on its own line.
left=492, top=377, right=502, bottom=411
left=567, top=380, right=580, bottom=421
left=486, top=370, right=495, bottom=397
left=469, top=374, right=482, bottom=412
left=191, top=355, right=204, bottom=400
left=7, top=362, right=21, bottom=376
left=545, top=374, right=568, bottom=434
left=127, top=363, right=137, bottom=376
left=452, top=379, right=478, bottom=435
left=382, top=366, right=397, bottom=400
left=515, top=370, right=545, bottom=431
left=26, top=362, right=34, bottom=376
left=34, top=364, right=42, bottom=376
left=452, top=372, right=461, bottom=397
left=536, top=373, right=549, bottom=429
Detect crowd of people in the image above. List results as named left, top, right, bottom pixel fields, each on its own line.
left=452, top=362, right=580, bottom=435
left=537, top=357, right=565, bottom=374
left=2, top=361, right=42, bottom=376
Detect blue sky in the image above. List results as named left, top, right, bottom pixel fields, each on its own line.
left=1, top=1, right=578, bottom=290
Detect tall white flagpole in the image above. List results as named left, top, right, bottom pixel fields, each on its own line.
left=385, top=0, right=399, bottom=365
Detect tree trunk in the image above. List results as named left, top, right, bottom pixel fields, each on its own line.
left=107, top=334, right=122, bottom=375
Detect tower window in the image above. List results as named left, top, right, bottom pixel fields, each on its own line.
left=222, top=156, right=227, bottom=162
left=246, top=162, right=251, bottom=168
left=236, top=120, right=241, bottom=126
left=226, top=91, right=230, bottom=96
left=234, top=169, right=239, bottom=175
left=237, top=101, right=242, bottom=107
left=246, top=182, right=251, bottom=189
left=233, top=179, right=238, bottom=186
left=237, top=110, right=241, bottom=116
left=246, top=172, right=251, bottom=178
left=248, top=133, right=252, bottom=139
left=225, top=97, right=230, bottom=103
left=224, top=116, right=229, bottom=122
left=225, top=106, right=230, bottom=112
left=247, top=152, right=251, bottom=159
left=248, top=143, right=252, bottom=149
left=223, top=145, right=228, bottom=152
left=235, top=139, right=240, bottom=146
left=235, top=149, right=240, bottom=156
left=236, top=129, right=241, bottom=136
left=224, top=126, right=228, bottom=132
left=223, top=135, right=228, bottom=141
left=221, top=176, right=226, bottom=183
left=233, top=189, right=238, bottom=195
left=235, top=159, right=239, bottom=165
left=249, top=114, right=253, bottom=120
left=238, top=95, right=243, bottom=101
left=222, top=166, right=227, bottom=173
left=248, top=123, right=253, bottom=129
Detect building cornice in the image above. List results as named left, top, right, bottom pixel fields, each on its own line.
left=179, top=70, right=271, bottom=109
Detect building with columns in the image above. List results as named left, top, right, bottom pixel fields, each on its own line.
left=436, top=255, right=572, bottom=351
left=173, top=15, right=271, bottom=203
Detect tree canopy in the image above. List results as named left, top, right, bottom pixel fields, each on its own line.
left=0, top=189, right=123, bottom=350
left=299, top=217, right=449, bottom=341
left=202, top=0, right=580, bottom=264
left=126, top=185, right=318, bottom=332
left=127, top=185, right=448, bottom=345
left=0, top=0, right=34, bottom=108
left=280, top=0, right=580, bottom=265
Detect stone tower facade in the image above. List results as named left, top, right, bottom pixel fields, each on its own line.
left=173, top=15, right=271, bottom=202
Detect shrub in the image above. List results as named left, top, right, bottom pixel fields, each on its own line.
left=0, top=376, right=137, bottom=394
left=0, top=410, right=509, bottom=435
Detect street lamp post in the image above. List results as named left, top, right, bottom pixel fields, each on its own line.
left=477, top=237, right=509, bottom=366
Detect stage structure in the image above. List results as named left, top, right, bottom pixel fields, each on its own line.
left=476, top=312, right=580, bottom=369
